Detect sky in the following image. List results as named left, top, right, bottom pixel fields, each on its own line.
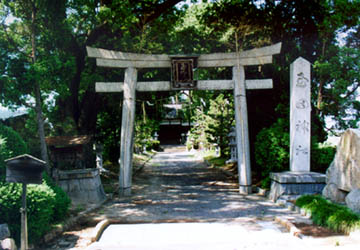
left=0, top=105, right=27, bottom=120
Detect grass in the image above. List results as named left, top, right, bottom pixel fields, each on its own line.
left=296, top=195, right=360, bottom=234
left=208, top=157, right=227, bottom=166
left=204, top=153, right=227, bottom=168
left=203, top=151, right=226, bottom=166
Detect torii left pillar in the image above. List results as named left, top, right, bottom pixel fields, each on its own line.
left=233, top=65, right=252, bottom=194
left=119, top=67, right=137, bottom=196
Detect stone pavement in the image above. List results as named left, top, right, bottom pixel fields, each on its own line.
left=41, top=146, right=359, bottom=249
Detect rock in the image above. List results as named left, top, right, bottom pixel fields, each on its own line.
left=323, top=129, right=360, bottom=202
left=322, top=183, right=347, bottom=203
left=345, top=189, right=360, bottom=214
left=0, top=224, right=10, bottom=241
left=0, top=238, right=17, bottom=250
left=331, top=129, right=360, bottom=191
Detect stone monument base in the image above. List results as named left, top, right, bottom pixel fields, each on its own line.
left=269, top=171, right=326, bottom=202
left=56, top=168, right=106, bottom=206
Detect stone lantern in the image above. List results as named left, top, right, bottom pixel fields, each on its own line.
left=5, top=154, right=46, bottom=250
left=226, top=127, right=237, bottom=164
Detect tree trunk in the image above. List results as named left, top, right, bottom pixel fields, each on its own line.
left=31, top=2, right=50, bottom=173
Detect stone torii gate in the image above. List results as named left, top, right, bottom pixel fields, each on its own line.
left=87, top=43, right=281, bottom=195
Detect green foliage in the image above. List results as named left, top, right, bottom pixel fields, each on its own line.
left=43, top=173, right=71, bottom=222
left=311, top=144, right=336, bottom=173
left=0, top=136, right=10, bottom=181
left=26, top=183, right=56, bottom=242
left=0, top=123, right=28, bottom=157
left=255, top=118, right=336, bottom=187
left=0, top=125, right=70, bottom=243
left=314, top=46, right=360, bottom=130
left=134, top=118, right=160, bottom=153
left=255, top=118, right=290, bottom=187
left=296, top=195, right=360, bottom=234
left=207, top=157, right=227, bottom=167
left=0, top=177, right=70, bottom=244
left=0, top=182, right=56, bottom=244
left=0, top=124, right=28, bottom=181
left=187, top=93, right=234, bottom=157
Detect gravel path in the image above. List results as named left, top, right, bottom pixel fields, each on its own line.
left=41, top=146, right=359, bottom=249
left=89, top=147, right=301, bottom=224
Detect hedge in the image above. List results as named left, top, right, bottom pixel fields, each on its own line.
left=0, top=124, right=71, bottom=244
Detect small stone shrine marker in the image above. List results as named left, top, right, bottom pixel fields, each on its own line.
left=87, top=43, right=282, bottom=195
left=269, top=57, right=325, bottom=201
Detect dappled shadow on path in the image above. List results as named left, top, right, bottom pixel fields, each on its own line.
left=90, top=147, right=297, bottom=226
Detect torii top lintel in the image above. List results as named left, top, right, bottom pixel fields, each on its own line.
left=86, top=42, right=281, bottom=68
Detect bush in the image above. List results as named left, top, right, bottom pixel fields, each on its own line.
left=0, top=124, right=28, bottom=158
left=311, top=145, right=336, bottom=173
left=255, top=118, right=336, bottom=188
left=0, top=124, right=29, bottom=181
left=0, top=124, right=71, bottom=243
left=296, top=195, right=360, bottom=234
left=0, top=182, right=56, bottom=244
left=43, top=173, right=71, bottom=222
left=0, top=136, right=11, bottom=181
left=254, top=118, right=290, bottom=188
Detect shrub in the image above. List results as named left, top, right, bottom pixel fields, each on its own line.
left=0, top=136, right=11, bottom=181
left=311, top=145, right=336, bottom=173
left=0, top=124, right=71, bottom=243
left=0, top=182, right=56, bottom=244
left=254, top=118, right=290, bottom=188
left=0, top=124, right=28, bottom=158
left=296, top=195, right=360, bottom=234
left=134, top=118, right=160, bottom=153
left=0, top=124, right=29, bottom=181
left=43, top=173, right=71, bottom=222
left=255, top=118, right=336, bottom=188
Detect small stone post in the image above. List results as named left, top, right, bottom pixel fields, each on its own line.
left=290, top=57, right=311, bottom=172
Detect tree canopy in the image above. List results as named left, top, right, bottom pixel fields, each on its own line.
left=0, top=0, right=359, bottom=166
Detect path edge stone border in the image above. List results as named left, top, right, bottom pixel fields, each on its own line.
left=42, top=197, right=109, bottom=244
left=274, top=216, right=303, bottom=238
left=90, top=219, right=111, bottom=243
left=275, top=198, right=360, bottom=241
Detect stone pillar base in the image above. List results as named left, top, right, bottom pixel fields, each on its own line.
left=239, top=185, right=252, bottom=195
left=56, top=168, right=106, bottom=206
left=269, top=171, right=325, bottom=202
left=119, top=187, right=132, bottom=197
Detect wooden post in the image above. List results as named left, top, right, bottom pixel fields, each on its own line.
left=20, top=183, right=28, bottom=250
left=119, top=67, right=137, bottom=196
left=233, top=66, right=252, bottom=194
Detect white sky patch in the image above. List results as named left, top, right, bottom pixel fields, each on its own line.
left=4, top=13, right=19, bottom=25
left=0, top=104, right=28, bottom=120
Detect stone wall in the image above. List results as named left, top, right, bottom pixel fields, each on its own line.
left=322, top=129, right=360, bottom=213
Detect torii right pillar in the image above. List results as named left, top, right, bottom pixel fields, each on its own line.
left=269, top=57, right=326, bottom=202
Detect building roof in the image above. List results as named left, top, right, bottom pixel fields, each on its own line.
left=45, top=135, right=92, bottom=147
